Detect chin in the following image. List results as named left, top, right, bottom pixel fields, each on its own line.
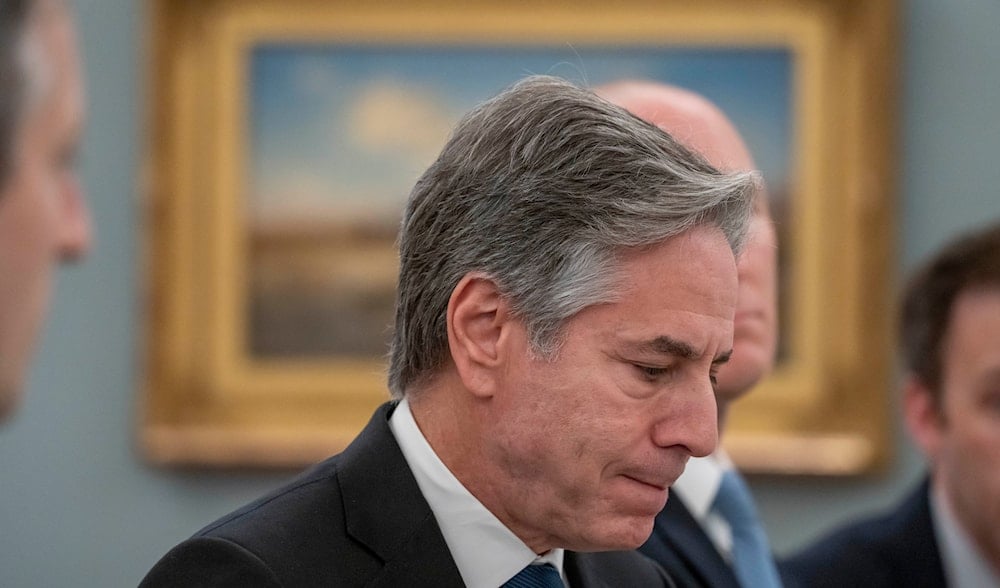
left=716, top=368, right=764, bottom=403
left=575, top=518, right=656, bottom=552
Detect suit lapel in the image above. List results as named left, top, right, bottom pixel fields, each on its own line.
left=889, top=479, right=947, bottom=586
left=653, top=494, right=741, bottom=588
left=337, top=402, right=465, bottom=588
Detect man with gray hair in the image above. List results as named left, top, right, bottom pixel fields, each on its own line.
left=141, top=75, right=755, bottom=587
left=0, top=0, right=90, bottom=421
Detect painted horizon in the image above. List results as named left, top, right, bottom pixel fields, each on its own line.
left=247, top=44, right=793, bottom=358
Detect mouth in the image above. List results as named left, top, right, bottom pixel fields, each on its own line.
left=619, top=474, right=671, bottom=514
left=623, top=474, right=670, bottom=491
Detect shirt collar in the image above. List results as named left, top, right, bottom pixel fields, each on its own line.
left=389, top=398, right=566, bottom=588
left=673, top=452, right=732, bottom=519
left=929, top=479, right=1000, bottom=588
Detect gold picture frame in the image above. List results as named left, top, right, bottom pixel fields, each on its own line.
left=142, top=0, right=897, bottom=473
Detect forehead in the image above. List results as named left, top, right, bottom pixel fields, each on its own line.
left=26, top=1, right=83, bottom=104
left=942, top=287, right=1000, bottom=385
left=623, top=227, right=737, bottom=293
left=572, top=226, right=738, bottom=347
left=18, top=2, right=84, bottom=141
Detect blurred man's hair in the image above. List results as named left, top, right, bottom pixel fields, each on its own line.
left=0, top=0, right=33, bottom=189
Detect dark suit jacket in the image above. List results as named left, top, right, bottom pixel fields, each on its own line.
left=639, top=493, right=741, bottom=588
left=140, top=402, right=673, bottom=587
left=780, top=478, right=946, bottom=588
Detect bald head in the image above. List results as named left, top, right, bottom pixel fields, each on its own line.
left=598, top=79, right=778, bottom=409
left=596, top=80, right=755, bottom=172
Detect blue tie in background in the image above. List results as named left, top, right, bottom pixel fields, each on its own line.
left=502, top=563, right=563, bottom=588
left=712, top=469, right=783, bottom=588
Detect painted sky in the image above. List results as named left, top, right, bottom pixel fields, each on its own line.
left=249, top=44, right=791, bottom=225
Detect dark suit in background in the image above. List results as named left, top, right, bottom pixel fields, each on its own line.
left=140, top=403, right=672, bottom=588
left=640, top=496, right=741, bottom=588
left=780, top=479, right=946, bottom=588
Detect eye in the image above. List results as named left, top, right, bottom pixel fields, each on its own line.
left=634, top=364, right=674, bottom=382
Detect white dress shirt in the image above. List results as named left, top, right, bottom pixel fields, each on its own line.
left=929, top=481, right=1000, bottom=588
left=672, top=452, right=736, bottom=562
left=389, top=398, right=567, bottom=588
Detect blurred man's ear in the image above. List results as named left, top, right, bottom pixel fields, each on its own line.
left=902, top=375, right=945, bottom=467
left=446, top=274, right=512, bottom=398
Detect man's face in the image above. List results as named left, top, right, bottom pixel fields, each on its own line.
left=486, top=225, right=737, bottom=551
left=716, top=192, right=777, bottom=402
left=0, top=2, right=89, bottom=419
left=932, top=288, right=1000, bottom=569
left=598, top=83, right=777, bottom=404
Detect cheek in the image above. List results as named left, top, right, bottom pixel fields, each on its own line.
left=971, top=428, right=1000, bottom=496
left=503, top=350, right=644, bottom=482
left=732, top=225, right=778, bottom=357
left=941, top=427, right=1000, bottom=507
left=0, top=176, right=61, bottom=274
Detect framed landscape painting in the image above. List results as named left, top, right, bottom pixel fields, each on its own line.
left=143, top=0, right=896, bottom=472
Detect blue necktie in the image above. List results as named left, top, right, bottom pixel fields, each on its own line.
left=502, top=563, right=563, bottom=588
left=712, top=470, right=783, bottom=588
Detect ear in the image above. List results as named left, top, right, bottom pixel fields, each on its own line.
left=902, top=375, right=944, bottom=466
left=446, top=274, right=513, bottom=398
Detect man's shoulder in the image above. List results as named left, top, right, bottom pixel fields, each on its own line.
left=196, top=455, right=346, bottom=544
left=781, top=480, right=943, bottom=588
left=139, top=455, right=368, bottom=587
left=139, top=403, right=422, bottom=587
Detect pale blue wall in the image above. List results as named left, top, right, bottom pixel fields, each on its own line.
left=1, top=0, right=999, bottom=585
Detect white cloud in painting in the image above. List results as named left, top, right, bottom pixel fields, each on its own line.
left=252, top=167, right=332, bottom=224
left=346, top=78, right=456, bottom=170
left=252, top=165, right=403, bottom=228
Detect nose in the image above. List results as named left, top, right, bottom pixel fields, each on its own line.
left=57, top=174, right=91, bottom=262
left=650, top=380, right=719, bottom=458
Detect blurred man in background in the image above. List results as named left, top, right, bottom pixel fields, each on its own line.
left=784, top=221, right=1000, bottom=588
left=599, top=80, right=782, bottom=588
left=0, top=0, right=90, bottom=421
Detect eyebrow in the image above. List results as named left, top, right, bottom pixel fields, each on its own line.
left=637, top=336, right=697, bottom=359
left=633, top=336, right=733, bottom=364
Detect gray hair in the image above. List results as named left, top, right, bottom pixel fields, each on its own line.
left=0, top=0, right=32, bottom=188
left=388, top=75, right=756, bottom=397
left=0, top=0, right=55, bottom=192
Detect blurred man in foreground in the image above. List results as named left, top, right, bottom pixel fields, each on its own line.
left=784, top=221, right=1000, bottom=587
left=598, top=80, right=781, bottom=588
left=0, top=0, right=90, bottom=421
left=140, top=75, right=756, bottom=587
